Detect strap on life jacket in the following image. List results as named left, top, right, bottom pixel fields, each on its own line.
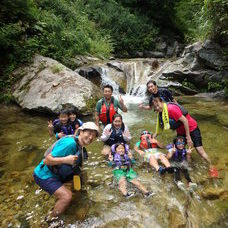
left=41, top=136, right=83, bottom=182
left=173, top=149, right=187, bottom=162
left=99, top=97, right=116, bottom=124
left=159, top=103, right=188, bottom=130
left=105, top=124, right=126, bottom=146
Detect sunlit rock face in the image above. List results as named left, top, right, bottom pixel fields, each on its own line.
left=13, top=55, right=102, bottom=115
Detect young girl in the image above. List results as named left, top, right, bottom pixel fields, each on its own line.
left=167, top=136, right=197, bottom=191
left=68, top=108, right=83, bottom=134
left=134, top=131, right=174, bottom=174
left=110, top=143, right=153, bottom=198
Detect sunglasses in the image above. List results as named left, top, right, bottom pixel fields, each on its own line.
left=176, top=141, right=185, bottom=145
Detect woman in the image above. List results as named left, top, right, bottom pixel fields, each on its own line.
left=139, top=80, right=176, bottom=110
left=101, top=114, right=131, bottom=156
left=152, top=96, right=211, bottom=165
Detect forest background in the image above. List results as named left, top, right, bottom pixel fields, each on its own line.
left=0, top=0, right=227, bottom=101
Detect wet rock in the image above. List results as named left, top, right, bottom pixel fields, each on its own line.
left=13, top=55, right=102, bottom=115
left=202, top=187, right=225, bottom=200
left=168, top=207, right=186, bottom=228
left=143, top=51, right=165, bottom=58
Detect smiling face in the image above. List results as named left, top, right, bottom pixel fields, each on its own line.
left=69, top=113, right=76, bottom=122
left=79, top=130, right=97, bottom=146
left=112, top=116, right=122, bottom=129
left=103, top=88, right=112, bottom=100
left=59, top=113, right=69, bottom=125
left=147, top=82, right=157, bottom=94
left=115, top=144, right=125, bottom=155
left=153, top=97, right=163, bottom=112
left=176, top=138, right=185, bottom=150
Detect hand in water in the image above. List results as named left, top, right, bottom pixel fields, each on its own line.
left=138, top=103, right=144, bottom=109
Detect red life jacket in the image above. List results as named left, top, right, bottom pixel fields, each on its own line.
left=139, top=134, right=158, bottom=149
left=99, top=97, right=116, bottom=125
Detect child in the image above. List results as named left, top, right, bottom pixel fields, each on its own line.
left=110, top=143, right=153, bottom=198
left=68, top=108, right=83, bottom=134
left=167, top=136, right=197, bottom=191
left=134, top=131, right=174, bottom=174
left=48, top=109, right=74, bottom=140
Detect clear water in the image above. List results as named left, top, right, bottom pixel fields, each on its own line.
left=0, top=96, right=227, bottom=227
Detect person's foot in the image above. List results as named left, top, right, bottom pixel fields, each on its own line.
left=144, top=191, right=155, bottom=198
left=158, top=166, right=166, bottom=175
left=125, top=192, right=135, bottom=199
left=176, top=181, right=185, bottom=191
left=188, top=182, right=197, bottom=192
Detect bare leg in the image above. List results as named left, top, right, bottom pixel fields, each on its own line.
left=130, top=178, right=148, bottom=194
left=118, top=177, right=127, bottom=195
left=159, top=154, right=171, bottom=168
left=52, top=185, right=72, bottom=216
left=195, top=146, right=211, bottom=165
left=149, top=154, right=160, bottom=171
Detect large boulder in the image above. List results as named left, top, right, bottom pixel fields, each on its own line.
left=13, top=55, right=102, bottom=115
left=161, top=40, right=228, bottom=92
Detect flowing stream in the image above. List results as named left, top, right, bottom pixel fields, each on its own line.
left=0, top=93, right=228, bottom=227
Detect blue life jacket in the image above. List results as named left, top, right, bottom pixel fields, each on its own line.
left=105, top=124, right=126, bottom=146
left=113, top=153, right=131, bottom=169
left=172, top=148, right=187, bottom=162
left=159, top=103, right=188, bottom=130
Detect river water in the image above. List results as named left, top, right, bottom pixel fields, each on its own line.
left=0, top=95, right=227, bottom=227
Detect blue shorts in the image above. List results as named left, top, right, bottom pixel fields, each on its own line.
left=33, top=173, right=63, bottom=195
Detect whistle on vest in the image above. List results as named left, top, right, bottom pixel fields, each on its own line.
left=73, top=175, right=81, bottom=191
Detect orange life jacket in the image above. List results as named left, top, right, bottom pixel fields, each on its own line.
left=99, top=97, right=116, bottom=125
left=139, top=134, right=158, bottom=149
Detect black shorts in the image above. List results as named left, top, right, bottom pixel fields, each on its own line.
left=178, top=127, right=203, bottom=148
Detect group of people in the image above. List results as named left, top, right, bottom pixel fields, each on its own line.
left=33, top=82, right=214, bottom=220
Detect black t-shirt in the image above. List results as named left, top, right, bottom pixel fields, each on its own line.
left=69, top=119, right=80, bottom=132
left=149, top=88, right=174, bottom=107
left=54, top=123, right=74, bottom=135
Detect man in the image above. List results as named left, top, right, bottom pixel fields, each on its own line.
left=95, top=84, right=127, bottom=128
left=33, top=122, right=99, bottom=217
left=152, top=96, right=211, bottom=165
left=139, top=80, right=176, bottom=110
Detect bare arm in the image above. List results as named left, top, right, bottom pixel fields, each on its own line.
left=167, top=145, right=175, bottom=159
left=95, top=111, right=100, bottom=127
left=48, top=120, right=54, bottom=136
left=155, top=140, right=165, bottom=149
left=134, top=145, right=145, bottom=157
left=178, top=115, right=193, bottom=147
left=138, top=104, right=153, bottom=110
left=44, top=154, right=78, bottom=166
left=119, top=95, right=128, bottom=112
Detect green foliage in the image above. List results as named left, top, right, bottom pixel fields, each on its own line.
left=174, top=0, right=228, bottom=42
left=208, top=81, right=223, bottom=91
left=84, top=0, right=158, bottom=56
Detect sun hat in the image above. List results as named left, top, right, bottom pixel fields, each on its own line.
left=78, top=122, right=99, bottom=136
